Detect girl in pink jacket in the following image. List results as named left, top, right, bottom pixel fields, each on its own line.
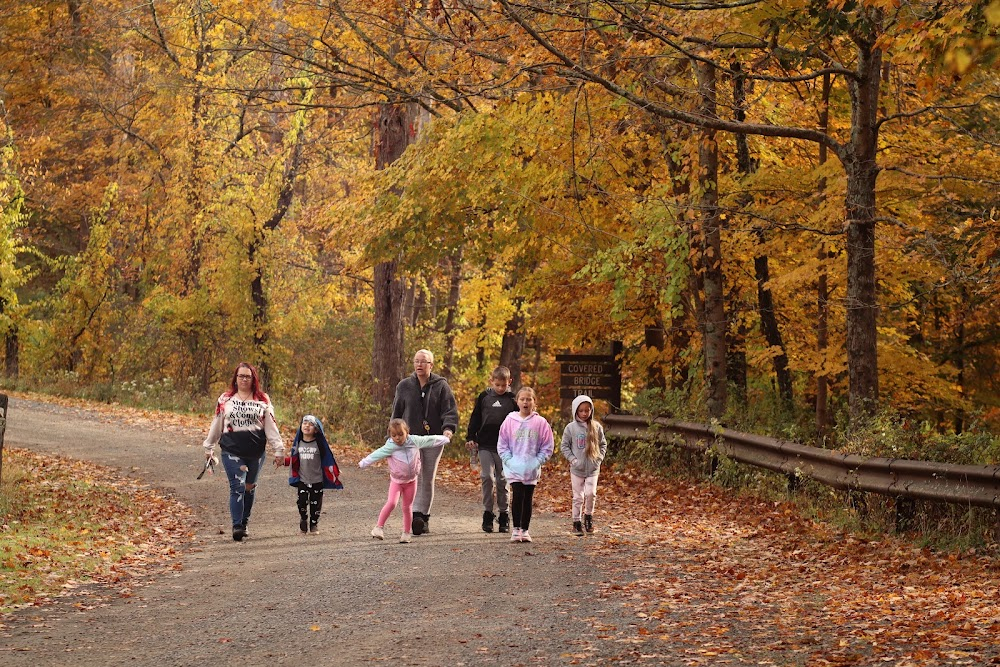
left=359, top=419, right=450, bottom=543
left=497, top=387, right=554, bottom=543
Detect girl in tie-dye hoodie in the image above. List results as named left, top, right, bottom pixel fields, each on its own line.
left=359, top=419, right=450, bottom=543
left=497, top=386, right=554, bottom=543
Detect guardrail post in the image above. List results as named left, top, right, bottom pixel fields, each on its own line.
left=787, top=472, right=799, bottom=493
left=0, top=393, right=7, bottom=483
left=895, top=497, right=915, bottom=533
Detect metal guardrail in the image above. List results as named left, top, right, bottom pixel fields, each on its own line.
left=604, top=414, right=1000, bottom=509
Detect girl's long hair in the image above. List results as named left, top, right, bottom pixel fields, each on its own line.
left=583, top=413, right=601, bottom=460
left=573, top=401, right=601, bottom=459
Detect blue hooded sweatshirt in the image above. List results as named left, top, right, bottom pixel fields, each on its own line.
left=288, top=415, right=344, bottom=489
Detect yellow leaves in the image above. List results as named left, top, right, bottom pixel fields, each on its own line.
left=987, top=1, right=1000, bottom=26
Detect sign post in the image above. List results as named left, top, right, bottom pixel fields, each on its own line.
left=557, top=342, right=622, bottom=420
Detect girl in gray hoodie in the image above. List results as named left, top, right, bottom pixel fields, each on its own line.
left=560, top=395, right=608, bottom=535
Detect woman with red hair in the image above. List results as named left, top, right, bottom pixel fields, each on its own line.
left=203, top=362, right=285, bottom=541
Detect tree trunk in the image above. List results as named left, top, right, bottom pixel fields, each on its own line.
left=664, top=133, right=694, bottom=393
left=371, top=102, right=417, bottom=411
left=754, top=232, right=793, bottom=406
left=441, top=249, right=463, bottom=378
left=953, top=291, right=966, bottom=434
left=644, top=319, right=666, bottom=389
left=733, top=60, right=790, bottom=409
left=695, top=60, right=727, bottom=420
left=816, top=73, right=833, bottom=444
left=844, top=40, right=882, bottom=423
left=4, top=326, right=18, bottom=379
left=372, top=261, right=406, bottom=409
left=499, top=297, right=526, bottom=390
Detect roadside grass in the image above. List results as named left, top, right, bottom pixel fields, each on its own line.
left=0, top=447, right=191, bottom=619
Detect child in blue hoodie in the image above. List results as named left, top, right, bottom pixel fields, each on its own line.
left=288, top=415, right=343, bottom=535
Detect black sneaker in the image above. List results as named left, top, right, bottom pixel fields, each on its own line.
left=584, top=514, right=594, bottom=533
left=497, top=512, right=510, bottom=533
left=412, top=513, right=426, bottom=536
left=482, top=510, right=495, bottom=533
left=299, top=518, right=308, bottom=534
left=232, top=526, right=247, bottom=541
left=309, top=523, right=319, bottom=535
left=572, top=520, right=584, bottom=536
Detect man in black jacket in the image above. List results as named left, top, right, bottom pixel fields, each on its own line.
left=391, top=349, right=458, bottom=535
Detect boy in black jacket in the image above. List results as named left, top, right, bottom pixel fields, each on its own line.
left=465, top=366, right=518, bottom=533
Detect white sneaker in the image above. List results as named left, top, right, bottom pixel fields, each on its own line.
left=399, top=532, right=412, bottom=543
left=521, top=530, right=532, bottom=543
left=371, top=525, right=384, bottom=540
left=510, top=528, right=522, bottom=542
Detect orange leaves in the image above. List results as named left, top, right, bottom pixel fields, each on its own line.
left=0, top=446, right=192, bottom=618
left=439, top=451, right=1000, bottom=664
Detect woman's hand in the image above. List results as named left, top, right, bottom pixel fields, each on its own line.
left=273, top=453, right=284, bottom=468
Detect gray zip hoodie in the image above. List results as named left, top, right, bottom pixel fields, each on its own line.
left=560, top=395, right=607, bottom=478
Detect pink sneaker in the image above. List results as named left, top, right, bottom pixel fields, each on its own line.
left=521, top=530, right=532, bottom=543
left=510, top=528, right=522, bottom=542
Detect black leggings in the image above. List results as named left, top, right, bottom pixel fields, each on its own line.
left=510, top=482, right=536, bottom=530
left=296, top=482, right=324, bottom=525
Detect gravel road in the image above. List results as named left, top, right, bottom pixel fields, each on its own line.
left=0, top=397, right=645, bottom=666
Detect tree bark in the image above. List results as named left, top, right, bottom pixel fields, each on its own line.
left=4, top=327, right=18, bottom=379
left=844, top=38, right=882, bottom=422
left=754, top=232, right=793, bottom=406
left=695, top=60, right=727, bottom=420
left=371, top=102, right=417, bottom=411
left=644, top=320, right=666, bottom=389
left=816, top=72, right=833, bottom=444
left=499, top=297, right=526, bottom=390
left=733, top=61, right=791, bottom=409
left=441, top=249, right=463, bottom=378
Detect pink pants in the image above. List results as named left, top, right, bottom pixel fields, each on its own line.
left=571, top=472, right=600, bottom=520
left=378, top=479, right=417, bottom=532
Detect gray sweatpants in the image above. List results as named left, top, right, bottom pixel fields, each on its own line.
left=478, top=449, right=508, bottom=514
left=413, top=444, right=445, bottom=515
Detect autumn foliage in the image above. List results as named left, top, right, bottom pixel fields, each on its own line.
left=0, top=446, right=191, bottom=619
left=0, top=0, right=998, bottom=449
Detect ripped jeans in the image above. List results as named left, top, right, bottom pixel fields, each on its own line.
left=220, top=450, right=267, bottom=529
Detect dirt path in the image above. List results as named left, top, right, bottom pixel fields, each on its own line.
left=7, top=397, right=999, bottom=666
left=0, top=397, right=653, bottom=666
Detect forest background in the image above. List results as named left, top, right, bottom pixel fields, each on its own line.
left=0, top=0, right=999, bottom=469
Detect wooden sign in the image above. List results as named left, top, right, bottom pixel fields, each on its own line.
left=556, top=343, right=622, bottom=409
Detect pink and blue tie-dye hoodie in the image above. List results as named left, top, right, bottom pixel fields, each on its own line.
left=497, top=411, right=554, bottom=485
left=358, top=434, right=450, bottom=483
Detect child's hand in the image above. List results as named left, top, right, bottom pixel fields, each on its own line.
left=465, top=440, right=477, bottom=453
